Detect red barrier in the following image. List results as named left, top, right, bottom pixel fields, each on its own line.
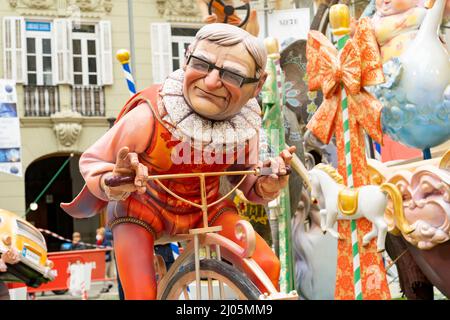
left=27, top=248, right=111, bottom=293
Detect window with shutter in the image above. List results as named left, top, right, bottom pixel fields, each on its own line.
left=54, top=19, right=72, bottom=84
left=71, top=24, right=99, bottom=86
left=70, top=23, right=105, bottom=116
left=2, top=17, right=26, bottom=83
left=25, top=24, right=54, bottom=86
left=150, top=23, right=173, bottom=84
left=99, top=21, right=113, bottom=86
left=170, top=27, right=199, bottom=71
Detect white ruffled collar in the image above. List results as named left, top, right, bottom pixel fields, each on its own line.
left=157, top=69, right=261, bottom=150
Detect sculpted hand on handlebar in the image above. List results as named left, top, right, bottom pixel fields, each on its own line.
left=254, top=145, right=296, bottom=200
left=101, top=147, right=148, bottom=201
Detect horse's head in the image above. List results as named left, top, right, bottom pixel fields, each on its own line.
left=309, top=164, right=343, bottom=209
left=308, top=169, right=324, bottom=208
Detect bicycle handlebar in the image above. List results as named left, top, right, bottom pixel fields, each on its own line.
left=104, top=165, right=291, bottom=188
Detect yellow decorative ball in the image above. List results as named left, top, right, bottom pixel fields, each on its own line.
left=329, top=4, right=351, bottom=36
left=264, top=37, right=280, bottom=58
left=116, top=49, right=131, bottom=64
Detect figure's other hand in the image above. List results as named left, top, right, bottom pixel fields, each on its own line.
left=101, top=146, right=148, bottom=200
left=256, top=146, right=296, bottom=200
left=0, top=258, right=7, bottom=272
left=244, top=9, right=260, bottom=37
left=2, top=247, right=20, bottom=265
left=203, top=13, right=218, bottom=23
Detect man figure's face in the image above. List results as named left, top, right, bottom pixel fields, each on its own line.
left=183, top=40, right=265, bottom=120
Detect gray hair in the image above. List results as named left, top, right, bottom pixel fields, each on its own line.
left=190, top=23, right=267, bottom=74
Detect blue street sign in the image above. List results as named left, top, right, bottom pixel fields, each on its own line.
left=26, top=21, right=51, bottom=32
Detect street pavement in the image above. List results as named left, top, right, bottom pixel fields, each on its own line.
left=30, top=271, right=446, bottom=300
left=33, top=281, right=119, bottom=300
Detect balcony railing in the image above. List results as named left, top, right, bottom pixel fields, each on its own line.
left=72, top=85, right=105, bottom=117
left=24, top=86, right=60, bottom=117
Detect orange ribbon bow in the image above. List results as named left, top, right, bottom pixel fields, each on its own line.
left=306, top=18, right=385, bottom=187
left=305, top=18, right=392, bottom=300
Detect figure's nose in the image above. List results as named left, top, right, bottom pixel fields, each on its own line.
left=204, top=69, right=223, bottom=90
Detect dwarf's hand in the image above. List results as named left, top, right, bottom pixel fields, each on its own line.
left=203, top=13, right=218, bottom=23
left=2, top=247, right=20, bottom=265
left=256, top=146, right=296, bottom=199
left=101, top=146, right=148, bottom=200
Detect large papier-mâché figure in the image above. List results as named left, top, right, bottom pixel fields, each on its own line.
left=61, top=24, right=296, bottom=299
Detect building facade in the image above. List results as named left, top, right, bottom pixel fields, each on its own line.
left=0, top=0, right=299, bottom=247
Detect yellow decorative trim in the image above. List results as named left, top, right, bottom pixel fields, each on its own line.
left=440, top=149, right=450, bottom=170
left=314, top=163, right=344, bottom=184
left=380, top=183, right=415, bottom=235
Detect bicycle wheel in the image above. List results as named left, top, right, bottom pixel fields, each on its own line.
left=160, top=259, right=261, bottom=300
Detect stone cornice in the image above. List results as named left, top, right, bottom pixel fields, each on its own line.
left=156, top=0, right=203, bottom=23
left=21, top=116, right=109, bottom=128
left=9, top=0, right=113, bottom=18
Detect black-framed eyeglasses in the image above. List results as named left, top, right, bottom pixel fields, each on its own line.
left=186, top=54, right=260, bottom=88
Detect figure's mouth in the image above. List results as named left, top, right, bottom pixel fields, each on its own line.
left=195, top=86, right=227, bottom=100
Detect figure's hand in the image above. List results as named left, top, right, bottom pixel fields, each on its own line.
left=256, top=146, right=296, bottom=199
left=101, top=146, right=148, bottom=200
left=2, top=247, right=20, bottom=266
left=0, top=258, right=7, bottom=272
left=203, top=13, right=218, bottom=23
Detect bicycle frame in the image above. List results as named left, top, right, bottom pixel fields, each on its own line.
left=105, top=167, right=299, bottom=299
left=148, top=168, right=279, bottom=299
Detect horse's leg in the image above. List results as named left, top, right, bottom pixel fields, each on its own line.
left=320, top=209, right=327, bottom=233
left=362, top=223, right=378, bottom=247
left=374, top=219, right=388, bottom=252
left=326, top=211, right=340, bottom=239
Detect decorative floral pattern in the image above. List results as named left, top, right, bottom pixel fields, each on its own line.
left=284, top=81, right=301, bottom=108
left=306, top=18, right=390, bottom=300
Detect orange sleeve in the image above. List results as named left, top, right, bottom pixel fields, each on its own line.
left=79, top=103, right=154, bottom=201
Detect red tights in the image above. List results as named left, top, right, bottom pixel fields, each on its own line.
left=113, top=212, right=280, bottom=300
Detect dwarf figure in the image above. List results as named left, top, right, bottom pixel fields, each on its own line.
left=196, top=0, right=260, bottom=36
left=371, top=0, right=427, bottom=62
left=62, top=23, right=295, bottom=299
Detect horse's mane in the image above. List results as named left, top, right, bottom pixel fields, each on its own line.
left=314, top=163, right=344, bottom=184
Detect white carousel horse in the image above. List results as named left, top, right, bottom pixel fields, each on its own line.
left=308, top=164, right=415, bottom=252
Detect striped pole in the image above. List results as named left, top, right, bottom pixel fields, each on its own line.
left=116, top=49, right=137, bottom=96
left=332, top=5, right=362, bottom=300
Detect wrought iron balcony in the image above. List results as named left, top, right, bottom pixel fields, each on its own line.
left=71, top=85, right=105, bottom=117
left=24, top=86, right=60, bottom=117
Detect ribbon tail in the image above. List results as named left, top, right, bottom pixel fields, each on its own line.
left=306, top=96, right=340, bottom=145
left=348, top=91, right=383, bottom=144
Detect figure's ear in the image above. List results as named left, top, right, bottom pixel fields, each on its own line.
left=183, top=44, right=194, bottom=71
left=253, top=71, right=267, bottom=97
